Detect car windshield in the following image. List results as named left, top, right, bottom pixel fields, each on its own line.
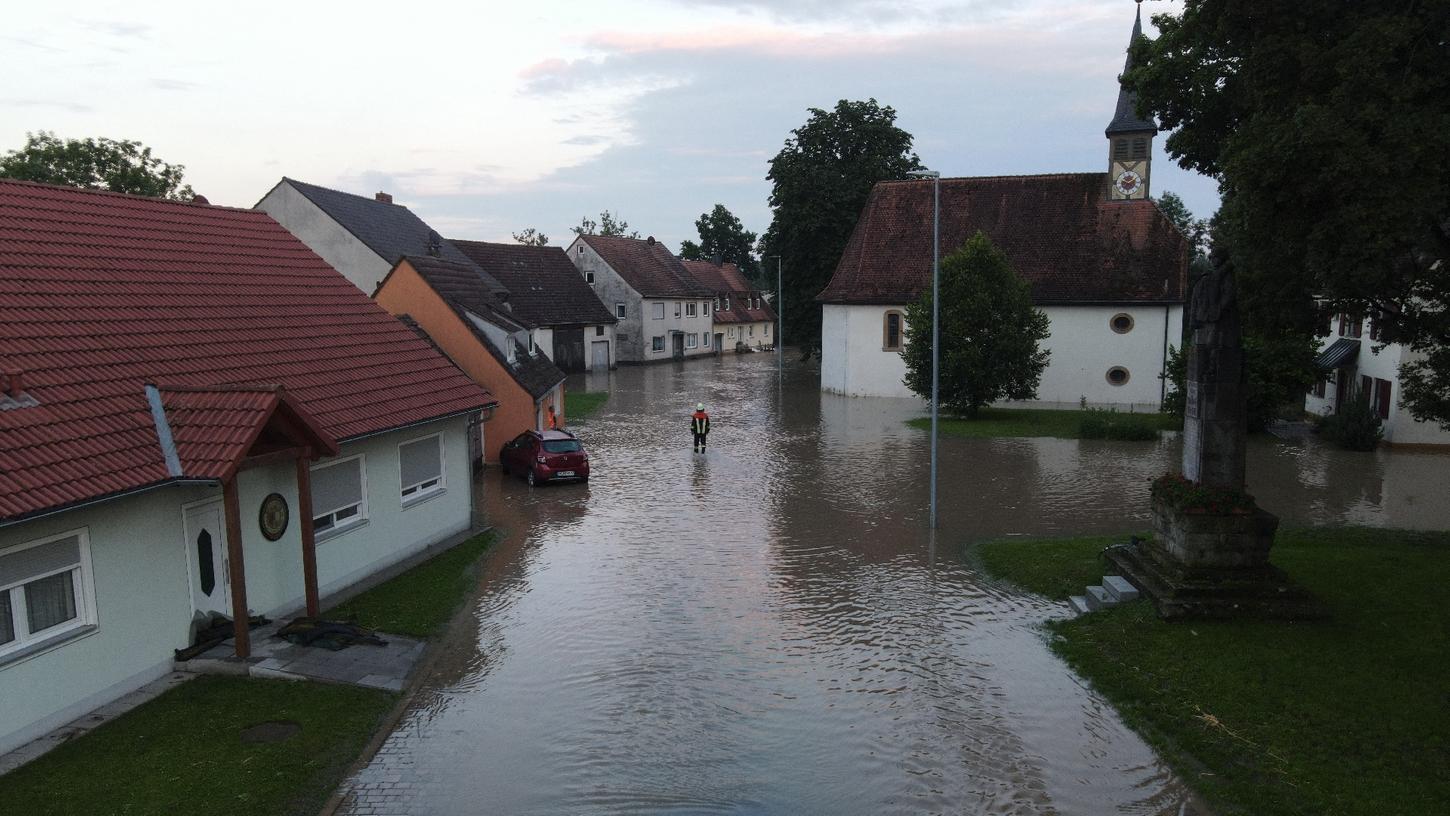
left=542, top=440, right=581, bottom=454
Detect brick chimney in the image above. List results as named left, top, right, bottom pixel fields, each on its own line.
left=3, top=369, right=24, bottom=398
left=375, top=192, right=393, bottom=204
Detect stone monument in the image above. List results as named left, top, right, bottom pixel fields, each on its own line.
left=1106, top=264, right=1324, bottom=619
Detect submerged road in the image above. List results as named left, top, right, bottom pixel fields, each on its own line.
left=340, top=353, right=1447, bottom=815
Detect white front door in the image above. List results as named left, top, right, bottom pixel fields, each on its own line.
left=183, top=501, right=231, bottom=618
left=591, top=340, right=610, bottom=371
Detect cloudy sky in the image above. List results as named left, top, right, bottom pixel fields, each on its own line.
left=2, top=0, right=1215, bottom=250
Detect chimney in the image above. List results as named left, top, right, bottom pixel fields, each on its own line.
left=376, top=191, right=393, bottom=204
left=190, top=194, right=210, bottom=205
left=4, top=369, right=24, bottom=398
left=711, top=252, right=722, bottom=267
left=426, top=230, right=442, bottom=257
left=646, top=236, right=655, bottom=246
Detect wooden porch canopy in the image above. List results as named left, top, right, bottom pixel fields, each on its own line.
left=150, top=383, right=339, bottom=658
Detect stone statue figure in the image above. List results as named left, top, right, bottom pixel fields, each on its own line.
left=1181, top=261, right=1247, bottom=489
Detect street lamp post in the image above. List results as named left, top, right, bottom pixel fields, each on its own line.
left=907, top=168, right=941, bottom=529
left=767, top=254, right=783, bottom=373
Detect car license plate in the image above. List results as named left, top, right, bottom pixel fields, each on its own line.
left=556, top=470, right=575, bottom=477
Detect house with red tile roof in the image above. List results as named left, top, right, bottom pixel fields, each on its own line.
left=451, top=240, right=618, bottom=373
left=564, top=234, right=717, bottom=363
left=818, top=9, right=1188, bottom=408
left=682, top=259, right=777, bottom=353
left=0, top=179, right=496, bottom=756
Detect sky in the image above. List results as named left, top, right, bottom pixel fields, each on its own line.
left=1, top=0, right=1217, bottom=252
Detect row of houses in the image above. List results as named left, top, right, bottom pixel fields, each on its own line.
left=0, top=173, right=776, bottom=756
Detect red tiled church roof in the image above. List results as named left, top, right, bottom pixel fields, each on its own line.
left=0, top=180, right=495, bottom=521
left=680, top=260, right=776, bottom=325
left=818, top=174, right=1188, bottom=306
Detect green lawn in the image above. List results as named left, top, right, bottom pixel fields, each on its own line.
left=566, top=390, right=609, bottom=421
left=908, top=407, right=1179, bottom=439
left=0, top=676, right=393, bottom=816
left=327, top=529, right=499, bottom=638
left=975, top=527, right=1450, bottom=816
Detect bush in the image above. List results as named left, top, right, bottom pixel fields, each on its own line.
left=1079, top=408, right=1161, bottom=440
left=1316, top=388, right=1383, bottom=450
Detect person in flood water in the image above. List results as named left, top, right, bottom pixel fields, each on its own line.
left=691, top=402, right=710, bottom=453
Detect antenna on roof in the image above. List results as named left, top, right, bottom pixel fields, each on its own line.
left=426, top=230, right=442, bottom=257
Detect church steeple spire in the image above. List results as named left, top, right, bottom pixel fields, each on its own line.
left=1106, top=1, right=1157, bottom=200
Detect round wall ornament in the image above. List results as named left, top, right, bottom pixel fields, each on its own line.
left=259, top=492, right=289, bottom=541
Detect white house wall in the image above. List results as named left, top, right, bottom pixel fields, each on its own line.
left=821, top=303, right=1180, bottom=409
left=255, top=183, right=393, bottom=295
left=567, top=238, right=713, bottom=363
left=1307, top=333, right=1450, bottom=447
left=721, top=321, right=774, bottom=351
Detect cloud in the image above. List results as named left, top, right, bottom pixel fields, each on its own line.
left=80, top=21, right=151, bottom=39
left=1, top=97, right=95, bottom=113
left=150, top=78, right=198, bottom=91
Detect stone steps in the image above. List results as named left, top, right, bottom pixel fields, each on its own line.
left=1066, top=574, right=1142, bottom=616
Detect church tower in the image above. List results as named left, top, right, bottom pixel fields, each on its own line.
left=1106, top=2, right=1157, bottom=200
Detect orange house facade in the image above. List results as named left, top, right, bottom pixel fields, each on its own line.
left=375, top=255, right=567, bottom=463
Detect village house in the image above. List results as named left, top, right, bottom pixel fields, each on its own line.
left=374, top=255, right=567, bottom=461
left=565, top=235, right=716, bottom=363
left=817, top=9, right=1187, bottom=409
left=254, top=178, right=507, bottom=299
left=681, top=259, right=776, bottom=352
left=0, top=180, right=496, bottom=756
left=1306, top=314, right=1450, bottom=447
left=452, top=240, right=618, bottom=372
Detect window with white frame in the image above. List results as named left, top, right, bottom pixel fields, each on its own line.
left=652, top=302, right=665, bottom=320
left=616, top=303, right=626, bottom=319
left=704, top=301, right=711, bottom=315
left=748, top=325, right=754, bottom=336
left=686, top=303, right=697, bottom=317
left=585, top=271, right=595, bottom=284
left=674, top=302, right=682, bottom=317
left=686, top=333, right=698, bottom=349
left=311, top=455, right=367, bottom=535
left=652, top=336, right=665, bottom=352
left=764, top=323, right=770, bottom=336
left=0, top=530, right=96, bottom=660
left=399, top=434, right=445, bottom=503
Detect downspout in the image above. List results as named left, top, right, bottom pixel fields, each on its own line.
left=1161, top=304, right=1170, bottom=406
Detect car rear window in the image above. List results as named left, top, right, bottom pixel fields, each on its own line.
left=542, top=440, right=581, bottom=454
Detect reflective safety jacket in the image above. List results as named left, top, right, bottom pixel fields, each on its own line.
left=691, top=411, right=710, bottom=435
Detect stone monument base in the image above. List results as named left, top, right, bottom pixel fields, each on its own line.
left=1104, top=498, right=1327, bottom=620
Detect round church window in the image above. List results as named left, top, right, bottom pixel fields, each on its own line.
left=1106, top=367, right=1131, bottom=386
left=1110, top=313, right=1134, bottom=334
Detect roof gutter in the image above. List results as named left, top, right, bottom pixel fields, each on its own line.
left=335, top=404, right=496, bottom=445
left=0, top=478, right=219, bottom=530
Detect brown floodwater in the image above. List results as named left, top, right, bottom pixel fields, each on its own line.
left=340, top=353, right=1449, bottom=815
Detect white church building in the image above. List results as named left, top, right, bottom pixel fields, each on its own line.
left=818, top=7, right=1189, bottom=410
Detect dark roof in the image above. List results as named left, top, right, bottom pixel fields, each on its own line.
left=401, top=255, right=565, bottom=400
left=1315, top=337, right=1361, bottom=370
left=818, top=174, right=1188, bottom=306
left=1105, top=6, right=1158, bottom=136
left=579, top=235, right=712, bottom=298
left=276, top=178, right=508, bottom=296
left=450, top=240, right=616, bottom=327
left=0, top=179, right=497, bottom=521
left=681, top=260, right=776, bottom=325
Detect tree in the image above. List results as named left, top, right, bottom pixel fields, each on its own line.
left=571, top=210, right=640, bottom=239
left=677, top=204, right=760, bottom=283
left=0, top=132, right=194, bottom=200
left=760, top=99, right=921, bottom=357
left=1154, top=191, right=1207, bottom=261
left=901, top=232, right=1051, bottom=417
left=1127, top=2, right=1450, bottom=428
left=512, top=228, right=549, bottom=246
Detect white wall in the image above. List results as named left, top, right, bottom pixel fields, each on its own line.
left=639, top=299, right=716, bottom=362
left=255, top=183, right=391, bottom=295
left=721, top=321, right=775, bottom=350
left=821, top=302, right=1180, bottom=409
left=1305, top=329, right=1450, bottom=447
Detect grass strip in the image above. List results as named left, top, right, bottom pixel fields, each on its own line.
left=327, top=529, right=499, bottom=638
left=566, top=391, right=610, bottom=421
left=975, top=527, right=1450, bottom=815
left=909, top=407, right=1179, bottom=440
left=0, top=676, right=393, bottom=816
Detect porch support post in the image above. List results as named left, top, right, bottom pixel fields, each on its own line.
left=295, top=455, right=320, bottom=617
left=222, top=477, right=251, bottom=658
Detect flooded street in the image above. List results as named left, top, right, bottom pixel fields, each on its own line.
left=342, top=354, right=1449, bottom=815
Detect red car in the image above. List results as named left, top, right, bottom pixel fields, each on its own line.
left=499, top=429, right=590, bottom=486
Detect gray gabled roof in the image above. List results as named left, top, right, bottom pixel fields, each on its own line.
left=1105, top=6, right=1158, bottom=137
left=280, top=178, right=508, bottom=296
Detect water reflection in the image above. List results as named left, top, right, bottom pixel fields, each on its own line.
left=341, top=353, right=1446, bottom=816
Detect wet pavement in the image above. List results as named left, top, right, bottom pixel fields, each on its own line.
left=339, top=353, right=1449, bottom=815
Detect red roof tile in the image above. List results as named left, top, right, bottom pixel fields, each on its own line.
left=0, top=179, right=496, bottom=521
left=818, top=174, right=1189, bottom=305
left=579, top=235, right=712, bottom=298
left=158, top=384, right=338, bottom=481
left=680, top=260, right=777, bottom=325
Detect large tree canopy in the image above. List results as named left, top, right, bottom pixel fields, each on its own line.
left=571, top=210, right=640, bottom=239
left=902, top=232, right=1051, bottom=417
left=679, top=204, right=760, bottom=285
left=761, top=99, right=921, bottom=356
left=1127, top=1, right=1450, bottom=427
left=0, top=131, right=194, bottom=200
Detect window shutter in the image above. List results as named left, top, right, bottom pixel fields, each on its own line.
left=0, top=536, right=80, bottom=588
left=312, top=459, right=363, bottom=516
left=400, top=437, right=442, bottom=488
